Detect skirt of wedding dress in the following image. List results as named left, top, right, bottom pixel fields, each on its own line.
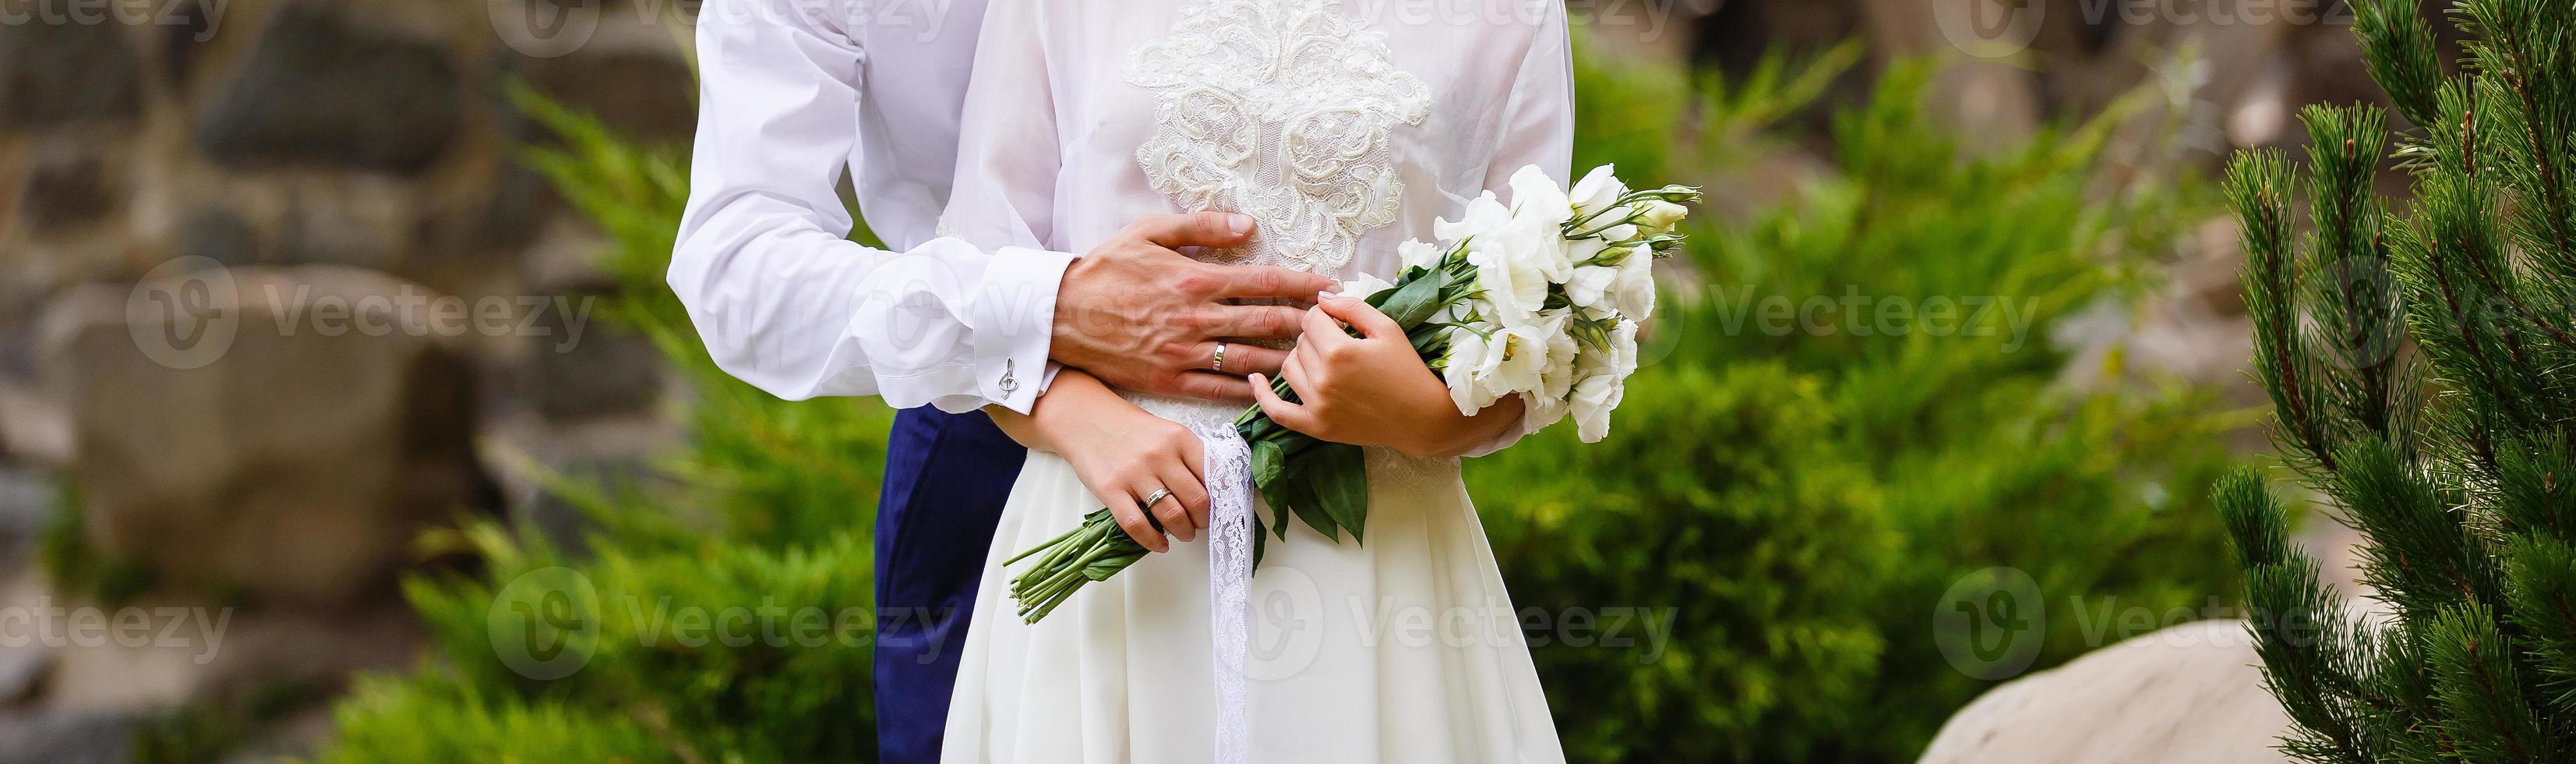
left=940, top=446, right=1566, bottom=764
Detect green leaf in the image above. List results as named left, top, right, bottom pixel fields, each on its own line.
left=1374, top=271, right=1449, bottom=329
left=1293, top=497, right=1341, bottom=542
left=1259, top=465, right=1308, bottom=541
left=1306, top=443, right=1371, bottom=543
left=1251, top=519, right=1269, bottom=569
left=1251, top=438, right=1287, bottom=488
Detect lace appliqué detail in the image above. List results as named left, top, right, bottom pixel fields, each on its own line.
left=1125, top=0, right=1431, bottom=276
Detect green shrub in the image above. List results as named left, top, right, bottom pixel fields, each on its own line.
left=317, top=676, right=673, bottom=764
left=313, top=87, right=891, bottom=763
left=1468, top=55, right=2237, bottom=762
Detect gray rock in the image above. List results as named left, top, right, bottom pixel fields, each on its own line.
left=520, top=48, right=699, bottom=144
left=1920, top=620, right=2295, bottom=764
left=176, top=208, right=263, bottom=269
left=0, top=466, right=55, bottom=572
left=0, top=645, right=51, bottom=706
left=527, top=296, right=662, bottom=422
left=192, top=5, right=462, bottom=175
left=0, top=709, right=132, bottom=764
left=18, top=159, right=115, bottom=235
left=0, top=20, right=143, bottom=131
left=38, top=267, right=493, bottom=606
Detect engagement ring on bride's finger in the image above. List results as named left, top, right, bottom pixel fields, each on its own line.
left=1139, top=487, right=1174, bottom=510
left=1210, top=342, right=1228, bottom=373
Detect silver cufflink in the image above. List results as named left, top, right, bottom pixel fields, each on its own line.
left=999, top=359, right=1018, bottom=395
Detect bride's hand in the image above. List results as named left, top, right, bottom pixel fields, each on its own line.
left=991, top=371, right=1211, bottom=553
left=1250, top=297, right=1524, bottom=458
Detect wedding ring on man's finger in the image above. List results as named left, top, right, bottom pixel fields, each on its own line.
left=1210, top=342, right=1229, bottom=373
left=1139, top=487, right=1175, bottom=511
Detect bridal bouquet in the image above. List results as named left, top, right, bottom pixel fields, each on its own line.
left=1007, top=165, right=1697, bottom=623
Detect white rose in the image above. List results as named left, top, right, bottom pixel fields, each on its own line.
left=1609, top=245, right=1657, bottom=320
left=1569, top=164, right=1626, bottom=217
left=1397, top=239, right=1445, bottom=272
left=1435, top=191, right=1512, bottom=243
left=1507, top=164, right=1573, bottom=228
left=1570, top=373, right=1625, bottom=443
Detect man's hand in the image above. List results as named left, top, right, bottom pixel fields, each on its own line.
left=1052, top=212, right=1338, bottom=402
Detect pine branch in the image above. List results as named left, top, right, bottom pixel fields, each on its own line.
left=2429, top=601, right=2558, bottom=762
left=2232, top=150, right=2341, bottom=472
left=2354, top=0, right=2448, bottom=129
left=2504, top=535, right=2576, bottom=713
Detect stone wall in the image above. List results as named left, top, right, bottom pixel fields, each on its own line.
left=0, top=0, right=693, bottom=398
left=0, top=2, right=698, bottom=757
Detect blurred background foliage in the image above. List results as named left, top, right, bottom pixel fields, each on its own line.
left=299, top=41, right=2241, bottom=762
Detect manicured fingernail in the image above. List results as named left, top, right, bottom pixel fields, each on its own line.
left=1228, top=214, right=1254, bottom=235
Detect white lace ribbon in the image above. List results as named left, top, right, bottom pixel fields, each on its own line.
left=1191, top=423, right=1255, bottom=764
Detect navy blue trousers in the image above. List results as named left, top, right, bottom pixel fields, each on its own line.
left=874, top=407, right=1028, bottom=764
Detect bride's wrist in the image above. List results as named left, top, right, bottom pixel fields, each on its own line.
left=1400, top=395, right=1524, bottom=458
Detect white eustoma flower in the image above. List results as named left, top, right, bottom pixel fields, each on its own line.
left=1507, top=164, right=1573, bottom=228
left=1569, top=164, right=1626, bottom=217
left=1603, top=317, right=1640, bottom=378
left=1465, top=232, right=1551, bottom=324
left=1434, top=190, right=1512, bottom=243
left=1569, top=373, right=1624, bottom=443
left=1396, top=239, right=1445, bottom=272
left=1608, top=244, right=1657, bottom=320
left=1522, top=388, right=1570, bottom=432
left=1339, top=273, right=1396, bottom=300
left=1594, top=222, right=1639, bottom=244
left=1536, top=317, right=1583, bottom=402
left=1443, top=326, right=1501, bottom=416
left=1564, top=264, right=1617, bottom=309
left=1477, top=320, right=1551, bottom=398
left=1633, top=200, right=1689, bottom=235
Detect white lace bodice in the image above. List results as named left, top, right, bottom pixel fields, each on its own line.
left=940, top=0, right=1573, bottom=428
left=1126, top=0, right=1431, bottom=274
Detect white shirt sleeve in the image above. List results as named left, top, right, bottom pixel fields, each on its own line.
left=1460, top=2, right=1576, bottom=459
left=669, top=0, right=1070, bottom=414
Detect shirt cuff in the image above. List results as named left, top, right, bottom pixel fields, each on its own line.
left=970, top=246, right=1076, bottom=414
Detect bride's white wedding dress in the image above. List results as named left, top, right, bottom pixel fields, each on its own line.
left=937, top=1, right=1571, bottom=762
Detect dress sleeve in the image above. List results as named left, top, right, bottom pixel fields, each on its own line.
left=938, top=0, right=1064, bottom=253
left=1459, top=3, right=1576, bottom=459
left=670, top=0, right=1071, bottom=414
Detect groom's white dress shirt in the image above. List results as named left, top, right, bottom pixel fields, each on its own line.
left=672, top=0, right=1067, bottom=414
